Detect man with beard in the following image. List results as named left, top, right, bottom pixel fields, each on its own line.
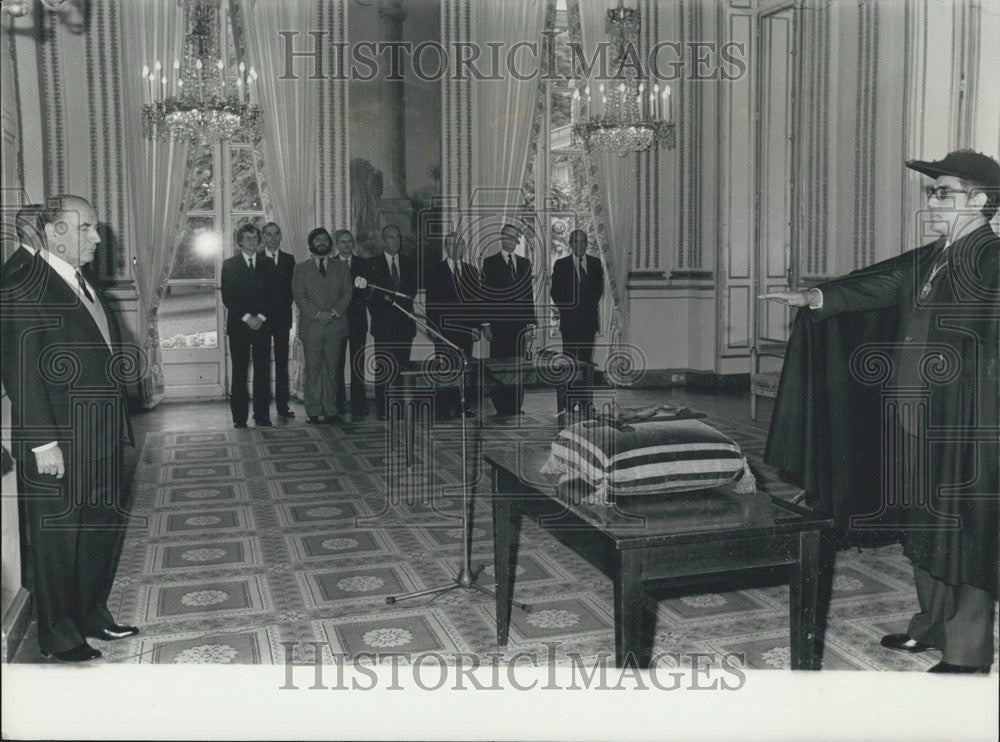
left=292, top=228, right=352, bottom=424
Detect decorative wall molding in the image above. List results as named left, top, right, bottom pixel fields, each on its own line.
left=440, top=0, right=472, bottom=230
left=38, top=10, right=65, bottom=196
left=316, top=0, right=350, bottom=231
left=852, top=0, right=878, bottom=269
left=676, top=0, right=704, bottom=270
left=798, top=0, right=830, bottom=278
left=635, top=0, right=661, bottom=272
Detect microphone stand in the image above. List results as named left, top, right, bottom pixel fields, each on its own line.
left=373, top=289, right=530, bottom=612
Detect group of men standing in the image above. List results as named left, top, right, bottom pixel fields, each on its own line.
left=223, top=221, right=606, bottom=425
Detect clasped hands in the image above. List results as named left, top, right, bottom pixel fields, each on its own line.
left=244, top=316, right=264, bottom=331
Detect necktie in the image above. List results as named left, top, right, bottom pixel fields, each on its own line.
left=390, top=257, right=399, bottom=286
left=75, top=270, right=94, bottom=302
left=578, top=257, right=586, bottom=281
left=248, top=256, right=255, bottom=271
left=318, top=258, right=326, bottom=277
left=507, top=255, right=516, bottom=281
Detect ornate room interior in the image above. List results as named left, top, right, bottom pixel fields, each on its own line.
left=1, top=0, right=998, bottom=710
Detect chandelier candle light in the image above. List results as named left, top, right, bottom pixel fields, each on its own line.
left=572, top=0, right=675, bottom=156
left=142, top=0, right=261, bottom=143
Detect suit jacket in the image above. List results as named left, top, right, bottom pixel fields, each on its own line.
left=366, top=253, right=417, bottom=341
left=261, top=249, right=296, bottom=330
left=337, top=253, right=370, bottom=334
left=221, top=253, right=277, bottom=336
left=291, top=256, right=352, bottom=335
left=425, top=258, right=482, bottom=351
left=2, top=245, right=36, bottom=279
left=550, top=253, right=604, bottom=336
left=481, top=250, right=536, bottom=336
left=1, top=253, right=130, bottom=463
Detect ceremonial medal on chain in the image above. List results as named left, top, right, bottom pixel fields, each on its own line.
left=919, top=256, right=948, bottom=301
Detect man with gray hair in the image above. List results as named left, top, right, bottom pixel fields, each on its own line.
left=1, top=194, right=138, bottom=662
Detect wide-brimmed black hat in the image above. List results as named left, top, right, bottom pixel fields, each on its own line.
left=906, top=149, right=1000, bottom=189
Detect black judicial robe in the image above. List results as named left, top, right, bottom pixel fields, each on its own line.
left=765, top=225, right=999, bottom=597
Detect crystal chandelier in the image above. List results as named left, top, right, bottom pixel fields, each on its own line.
left=571, top=1, right=675, bottom=156
left=142, top=0, right=261, bottom=143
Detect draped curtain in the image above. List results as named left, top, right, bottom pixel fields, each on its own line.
left=239, top=0, right=322, bottom=399
left=576, top=0, right=636, bottom=353
left=120, top=0, right=191, bottom=409
left=238, top=0, right=321, bottom=258
left=471, top=0, right=547, bottom=253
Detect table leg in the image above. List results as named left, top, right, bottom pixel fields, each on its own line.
left=790, top=530, right=821, bottom=670
left=491, top=468, right=513, bottom=647
left=613, top=549, right=643, bottom=668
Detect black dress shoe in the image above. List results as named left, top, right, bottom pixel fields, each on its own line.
left=325, top=415, right=343, bottom=424
left=86, top=624, right=139, bottom=641
left=234, top=422, right=248, bottom=429
left=463, top=409, right=477, bottom=418
left=880, top=633, right=934, bottom=653
left=43, top=643, right=102, bottom=662
left=255, top=418, right=273, bottom=427
left=306, top=416, right=322, bottom=424
left=927, top=661, right=991, bottom=674
left=277, top=409, right=296, bottom=419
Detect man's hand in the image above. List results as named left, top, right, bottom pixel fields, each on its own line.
left=354, top=276, right=368, bottom=289
left=245, top=316, right=263, bottom=331
left=759, top=289, right=819, bottom=307
left=35, top=444, right=65, bottom=479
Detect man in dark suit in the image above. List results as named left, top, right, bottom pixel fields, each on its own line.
left=221, top=223, right=276, bottom=428
left=364, top=225, right=417, bottom=420
left=764, top=150, right=999, bottom=673
left=2, top=204, right=44, bottom=278
left=550, top=229, right=604, bottom=416
left=480, top=222, right=536, bottom=416
left=426, top=232, right=481, bottom=418
left=333, top=229, right=371, bottom=419
left=1, top=194, right=138, bottom=662
left=260, top=222, right=296, bottom=419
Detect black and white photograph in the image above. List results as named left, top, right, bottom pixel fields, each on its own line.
left=1, top=0, right=997, bottom=739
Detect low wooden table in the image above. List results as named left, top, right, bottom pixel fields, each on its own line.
left=486, top=448, right=833, bottom=669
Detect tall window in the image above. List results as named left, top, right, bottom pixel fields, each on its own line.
left=157, top=144, right=268, bottom=350
left=536, top=0, right=597, bottom=340
left=157, top=4, right=270, bottom=352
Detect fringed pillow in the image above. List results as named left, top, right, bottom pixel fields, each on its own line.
left=541, top=418, right=755, bottom=506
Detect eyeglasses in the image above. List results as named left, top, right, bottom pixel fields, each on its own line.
left=925, top=185, right=969, bottom=201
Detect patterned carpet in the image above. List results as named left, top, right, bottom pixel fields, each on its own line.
left=95, top=406, right=997, bottom=670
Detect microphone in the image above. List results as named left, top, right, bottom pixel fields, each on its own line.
left=354, top=276, right=410, bottom=300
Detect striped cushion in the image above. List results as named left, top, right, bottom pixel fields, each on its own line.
left=541, top=419, right=753, bottom=504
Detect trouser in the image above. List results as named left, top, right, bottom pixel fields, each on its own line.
left=489, top=329, right=525, bottom=415
left=21, top=453, right=125, bottom=654
left=373, top=340, right=412, bottom=418
left=556, top=330, right=596, bottom=415
left=301, top=321, right=347, bottom=418
left=336, top=318, right=369, bottom=415
left=270, top=325, right=291, bottom=412
left=434, top=336, right=474, bottom=416
left=229, top=328, right=272, bottom=424
left=907, top=564, right=995, bottom=667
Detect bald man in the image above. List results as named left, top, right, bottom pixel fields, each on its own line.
left=1, top=194, right=138, bottom=662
